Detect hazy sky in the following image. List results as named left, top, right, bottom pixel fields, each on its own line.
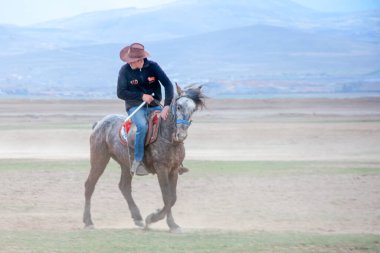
left=0, top=0, right=176, bottom=26
left=292, top=0, right=380, bottom=12
left=0, top=0, right=379, bottom=26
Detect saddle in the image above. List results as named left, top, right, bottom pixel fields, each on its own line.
left=119, top=110, right=161, bottom=146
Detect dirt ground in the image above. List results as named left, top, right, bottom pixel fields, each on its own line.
left=0, top=98, right=379, bottom=233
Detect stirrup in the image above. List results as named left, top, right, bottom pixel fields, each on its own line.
left=136, top=165, right=149, bottom=176
left=130, top=160, right=145, bottom=176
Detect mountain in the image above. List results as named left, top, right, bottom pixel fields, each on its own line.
left=29, top=0, right=380, bottom=44
left=0, top=0, right=379, bottom=98
left=32, top=0, right=319, bottom=43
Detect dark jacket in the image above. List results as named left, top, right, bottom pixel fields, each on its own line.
left=117, top=59, right=174, bottom=111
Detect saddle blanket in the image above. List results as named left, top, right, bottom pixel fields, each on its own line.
left=118, top=110, right=161, bottom=146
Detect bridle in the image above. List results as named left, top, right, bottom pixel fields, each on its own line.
left=171, top=95, right=193, bottom=127
left=155, top=95, right=195, bottom=144
left=154, top=96, right=193, bottom=144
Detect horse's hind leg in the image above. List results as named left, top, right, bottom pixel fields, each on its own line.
left=119, top=166, right=144, bottom=227
left=83, top=151, right=110, bottom=228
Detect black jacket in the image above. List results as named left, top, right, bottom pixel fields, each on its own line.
left=117, top=59, right=174, bottom=111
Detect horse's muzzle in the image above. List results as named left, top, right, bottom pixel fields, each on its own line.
left=174, top=131, right=187, bottom=142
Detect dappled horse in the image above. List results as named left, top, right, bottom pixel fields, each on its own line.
left=83, top=84, right=205, bottom=232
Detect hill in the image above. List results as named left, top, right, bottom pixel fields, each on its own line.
left=0, top=0, right=379, bottom=98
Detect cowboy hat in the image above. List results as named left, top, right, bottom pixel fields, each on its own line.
left=120, top=42, right=150, bottom=63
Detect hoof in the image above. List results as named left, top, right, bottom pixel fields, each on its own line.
left=134, top=220, right=145, bottom=228
left=84, top=224, right=95, bottom=230
left=145, top=213, right=154, bottom=226
left=170, top=227, right=182, bottom=234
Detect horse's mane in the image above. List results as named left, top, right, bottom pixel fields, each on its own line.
left=182, top=86, right=207, bottom=110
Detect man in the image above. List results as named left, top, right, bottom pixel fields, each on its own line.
left=117, top=42, right=173, bottom=176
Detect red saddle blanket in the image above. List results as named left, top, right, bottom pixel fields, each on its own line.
left=119, top=110, right=161, bottom=146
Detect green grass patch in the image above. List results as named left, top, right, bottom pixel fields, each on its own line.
left=0, top=159, right=122, bottom=172
left=1, top=159, right=380, bottom=176
left=0, top=159, right=89, bottom=172
left=0, top=122, right=92, bottom=130
left=0, top=229, right=379, bottom=253
left=183, top=160, right=380, bottom=176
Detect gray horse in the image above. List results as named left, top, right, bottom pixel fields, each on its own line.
left=83, top=84, right=205, bottom=232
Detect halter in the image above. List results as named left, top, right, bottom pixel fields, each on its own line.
left=157, top=94, right=196, bottom=144
left=171, top=95, right=193, bottom=127
left=176, top=119, right=192, bottom=126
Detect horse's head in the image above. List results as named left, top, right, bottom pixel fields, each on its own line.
left=172, top=83, right=206, bottom=142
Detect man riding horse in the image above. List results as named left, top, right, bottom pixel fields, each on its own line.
left=117, top=42, right=188, bottom=176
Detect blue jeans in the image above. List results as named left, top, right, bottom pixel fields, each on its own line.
left=127, top=105, right=161, bottom=161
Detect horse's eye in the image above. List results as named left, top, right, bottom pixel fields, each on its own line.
left=177, top=105, right=182, bottom=111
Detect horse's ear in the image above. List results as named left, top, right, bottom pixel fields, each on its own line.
left=197, top=85, right=203, bottom=90
left=176, top=82, right=183, bottom=96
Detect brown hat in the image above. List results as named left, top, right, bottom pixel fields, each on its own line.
left=120, top=42, right=150, bottom=63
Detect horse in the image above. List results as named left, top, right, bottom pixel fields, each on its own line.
left=83, top=84, right=205, bottom=232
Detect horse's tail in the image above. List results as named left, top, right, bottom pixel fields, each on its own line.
left=92, top=122, right=98, bottom=129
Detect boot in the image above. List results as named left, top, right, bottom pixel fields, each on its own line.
left=131, top=160, right=149, bottom=176
left=178, top=164, right=189, bottom=175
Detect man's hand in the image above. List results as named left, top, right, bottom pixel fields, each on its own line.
left=142, top=94, right=154, bottom=104
left=161, top=106, right=170, bottom=120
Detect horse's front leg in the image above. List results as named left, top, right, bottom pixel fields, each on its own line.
left=166, top=170, right=180, bottom=232
left=145, top=167, right=176, bottom=230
